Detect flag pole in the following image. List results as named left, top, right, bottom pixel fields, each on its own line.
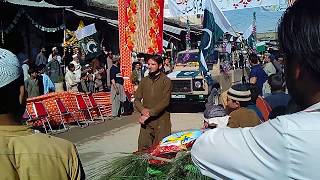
left=186, top=16, right=191, bottom=50
left=253, top=11, right=257, bottom=53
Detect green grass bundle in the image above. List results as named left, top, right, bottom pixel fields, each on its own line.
left=100, top=153, right=167, bottom=180
left=99, top=151, right=211, bottom=180
left=163, top=151, right=211, bottom=180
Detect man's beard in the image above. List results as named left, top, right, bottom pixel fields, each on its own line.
left=149, top=69, right=161, bottom=79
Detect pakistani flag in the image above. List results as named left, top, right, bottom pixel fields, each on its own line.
left=243, top=24, right=257, bottom=50
left=76, top=24, right=101, bottom=61
left=243, top=24, right=253, bottom=40
left=199, top=0, right=235, bottom=86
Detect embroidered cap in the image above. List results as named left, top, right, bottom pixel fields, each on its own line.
left=0, top=48, right=21, bottom=88
left=227, top=84, right=251, bottom=102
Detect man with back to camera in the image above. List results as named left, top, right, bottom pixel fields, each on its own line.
left=191, top=0, right=320, bottom=179
left=0, top=48, right=85, bottom=179
left=248, top=53, right=268, bottom=95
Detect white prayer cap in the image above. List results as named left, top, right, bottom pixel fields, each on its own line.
left=0, top=48, right=21, bottom=88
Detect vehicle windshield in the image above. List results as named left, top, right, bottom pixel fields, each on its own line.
left=175, top=52, right=200, bottom=65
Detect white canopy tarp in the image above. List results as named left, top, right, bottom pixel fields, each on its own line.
left=3, top=0, right=71, bottom=8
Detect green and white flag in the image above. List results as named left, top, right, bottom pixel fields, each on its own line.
left=243, top=24, right=253, bottom=40
left=76, top=24, right=101, bottom=60
left=199, top=0, right=235, bottom=85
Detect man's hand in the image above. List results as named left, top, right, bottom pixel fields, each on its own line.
left=141, top=108, right=150, bottom=117
left=139, top=115, right=149, bottom=124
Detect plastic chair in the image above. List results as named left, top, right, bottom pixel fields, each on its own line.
left=55, top=98, right=85, bottom=128
left=256, top=96, right=272, bottom=122
left=27, top=102, right=53, bottom=134
left=75, top=94, right=94, bottom=123
left=87, top=93, right=105, bottom=122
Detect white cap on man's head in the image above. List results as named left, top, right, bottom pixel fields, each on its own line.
left=0, top=48, right=21, bottom=88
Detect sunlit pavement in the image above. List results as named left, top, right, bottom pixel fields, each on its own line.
left=56, top=112, right=203, bottom=179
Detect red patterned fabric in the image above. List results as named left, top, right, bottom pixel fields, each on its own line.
left=118, top=0, right=164, bottom=94
left=26, top=92, right=111, bottom=127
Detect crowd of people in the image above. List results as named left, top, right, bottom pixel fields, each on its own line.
left=3, top=0, right=320, bottom=179
left=192, top=0, right=320, bottom=179
left=210, top=40, right=291, bottom=129
left=20, top=46, right=122, bottom=99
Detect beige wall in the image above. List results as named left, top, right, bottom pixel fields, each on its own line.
left=257, top=32, right=278, bottom=41
left=88, top=0, right=117, bottom=7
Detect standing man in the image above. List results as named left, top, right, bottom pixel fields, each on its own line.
left=22, top=59, right=30, bottom=81
left=35, top=47, right=47, bottom=66
left=106, top=52, right=114, bottom=89
left=248, top=53, right=268, bottom=95
left=134, top=55, right=172, bottom=151
left=110, top=56, right=126, bottom=117
left=47, top=55, right=62, bottom=83
left=37, top=64, right=55, bottom=94
left=70, top=54, right=82, bottom=83
left=263, top=52, right=276, bottom=76
left=65, top=63, right=79, bottom=92
left=0, top=48, right=85, bottom=179
left=24, top=68, right=40, bottom=98
left=192, top=1, right=320, bottom=179
left=48, top=47, right=62, bottom=64
left=131, top=62, right=143, bottom=86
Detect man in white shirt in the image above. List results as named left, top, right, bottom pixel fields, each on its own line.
left=65, top=63, right=78, bottom=92
left=191, top=1, right=320, bottom=179
left=70, top=54, right=82, bottom=83
left=263, top=53, right=276, bottom=76
left=48, top=47, right=62, bottom=64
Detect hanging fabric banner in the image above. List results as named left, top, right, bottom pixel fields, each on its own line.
left=1, top=9, right=65, bottom=34
left=214, top=0, right=281, bottom=11
left=167, top=0, right=282, bottom=17
left=261, top=0, right=287, bottom=12
left=1, top=9, right=24, bottom=34
left=118, top=0, right=164, bottom=93
left=25, top=12, right=65, bottom=32
left=168, top=0, right=204, bottom=17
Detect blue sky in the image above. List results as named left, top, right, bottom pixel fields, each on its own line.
left=224, top=7, right=285, bottom=33
left=164, top=0, right=287, bottom=33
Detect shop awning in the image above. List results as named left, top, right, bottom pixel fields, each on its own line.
left=164, top=24, right=183, bottom=35
left=66, top=8, right=118, bottom=27
left=66, top=9, right=199, bottom=35
left=3, top=0, right=72, bottom=8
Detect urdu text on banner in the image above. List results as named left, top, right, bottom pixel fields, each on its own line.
left=167, top=0, right=282, bottom=17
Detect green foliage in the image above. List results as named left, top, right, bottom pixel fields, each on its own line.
left=100, top=153, right=166, bottom=180
left=99, top=152, right=211, bottom=180
left=163, top=152, right=211, bottom=180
